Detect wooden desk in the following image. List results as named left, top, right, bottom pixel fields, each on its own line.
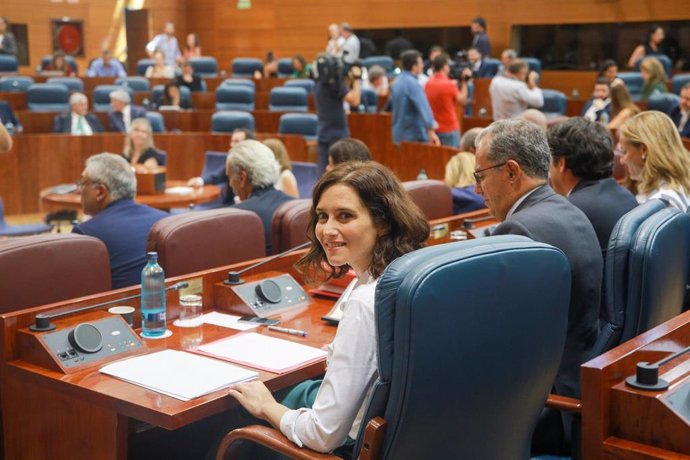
left=39, top=182, right=221, bottom=212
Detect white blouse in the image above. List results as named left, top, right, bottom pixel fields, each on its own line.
left=637, top=183, right=690, bottom=212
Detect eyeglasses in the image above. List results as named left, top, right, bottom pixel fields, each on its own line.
left=473, top=162, right=507, bottom=183
left=76, top=178, right=99, bottom=190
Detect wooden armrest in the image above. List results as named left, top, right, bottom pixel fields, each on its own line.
left=546, top=394, right=582, bottom=414
left=358, top=416, right=387, bottom=460
left=215, top=424, right=341, bottom=460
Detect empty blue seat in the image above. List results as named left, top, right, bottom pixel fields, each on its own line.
left=41, top=55, right=78, bottom=75
left=482, top=58, right=501, bottom=77
left=291, top=162, right=319, bottom=198
left=231, top=58, right=262, bottom=78
left=194, top=151, right=229, bottom=209
left=278, top=113, right=318, bottom=140
left=0, top=76, right=34, bottom=92
left=46, top=77, right=84, bottom=93
left=284, top=79, right=315, bottom=93
left=634, top=54, right=672, bottom=79
left=211, top=111, right=255, bottom=133
left=520, top=57, right=542, bottom=74
left=540, top=89, right=567, bottom=116
left=0, top=55, right=18, bottom=72
left=268, top=87, right=308, bottom=112
left=189, top=56, right=218, bottom=77
left=0, top=197, right=53, bottom=237
left=671, top=74, right=690, bottom=95
left=26, top=83, right=70, bottom=112
left=215, top=85, right=255, bottom=111
left=136, top=59, right=155, bottom=76
left=93, top=85, right=133, bottom=112
left=221, top=78, right=256, bottom=89
left=115, top=76, right=151, bottom=92
left=647, top=93, right=680, bottom=115
left=152, top=84, right=192, bottom=108
left=363, top=55, right=395, bottom=73
left=146, top=111, right=166, bottom=133
left=617, top=72, right=644, bottom=101
left=360, top=87, right=378, bottom=113
left=277, top=58, right=293, bottom=77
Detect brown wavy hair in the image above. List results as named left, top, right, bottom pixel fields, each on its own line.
left=295, top=161, right=429, bottom=281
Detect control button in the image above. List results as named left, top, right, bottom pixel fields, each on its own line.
left=58, top=352, right=69, bottom=360
left=67, top=349, right=78, bottom=358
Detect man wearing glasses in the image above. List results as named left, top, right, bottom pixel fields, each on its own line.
left=474, top=119, right=602, bottom=459
left=72, top=153, right=168, bottom=289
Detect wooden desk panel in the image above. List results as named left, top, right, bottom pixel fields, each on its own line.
left=398, top=142, right=460, bottom=182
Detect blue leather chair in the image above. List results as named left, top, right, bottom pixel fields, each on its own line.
left=41, top=55, right=78, bottom=75
left=46, top=77, right=84, bottom=93
left=231, top=58, right=263, bottom=77
left=363, top=55, right=395, bottom=73
left=647, top=93, right=680, bottom=115
left=482, top=58, right=501, bottom=77
left=93, top=85, right=133, bottom=112
left=277, top=58, right=293, bottom=77
left=540, top=89, right=567, bottom=116
left=136, top=59, right=155, bottom=76
left=189, top=56, right=218, bottom=77
left=360, top=87, right=378, bottom=113
left=634, top=54, right=672, bottom=79
left=211, top=111, right=255, bottom=133
left=520, top=57, right=542, bottom=74
left=0, top=55, right=18, bottom=72
left=191, top=151, right=229, bottom=210
left=278, top=113, right=318, bottom=141
left=0, top=197, right=53, bottom=237
left=291, top=161, right=319, bottom=198
left=284, top=78, right=315, bottom=93
left=268, top=87, right=308, bottom=112
left=671, top=73, right=690, bottom=95
left=217, top=235, right=571, bottom=460
left=617, top=72, right=644, bottom=101
left=0, top=76, right=34, bottom=92
left=221, top=78, right=256, bottom=90
left=146, top=111, right=166, bottom=133
left=115, top=76, right=151, bottom=92
left=215, top=85, right=255, bottom=111
left=26, top=83, right=70, bottom=112
left=152, top=84, right=192, bottom=108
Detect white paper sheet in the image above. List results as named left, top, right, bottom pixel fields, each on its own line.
left=201, top=311, right=258, bottom=331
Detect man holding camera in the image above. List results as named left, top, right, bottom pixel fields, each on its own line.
left=425, top=53, right=468, bottom=148
left=489, top=59, right=543, bottom=120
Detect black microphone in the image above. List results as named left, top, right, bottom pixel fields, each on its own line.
left=626, top=344, right=690, bottom=391
left=30, top=282, right=189, bottom=332
left=224, top=241, right=311, bottom=286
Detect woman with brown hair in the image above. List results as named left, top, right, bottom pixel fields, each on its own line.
left=639, top=56, right=668, bottom=101
left=263, top=138, right=299, bottom=198
left=608, top=79, right=641, bottom=130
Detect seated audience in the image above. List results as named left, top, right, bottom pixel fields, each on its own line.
left=86, top=49, right=126, bottom=78
left=426, top=53, right=468, bottom=148
left=581, top=77, right=611, bottom=123
left=424, top=45, right=444, bottom=77
left=108, top=89, right=147, bottom=132
left=475, top=119, right=601, bottom=457
left=459, top=127, right=482, bottom=154
left=72, top=153, right=167, bottom=289
left=362, top=65, right=389, bottom=97
left=123, top=118, right=165, bottom=168
left=326, top=137, right=372, bottom=172
left=291, top=55, right=311, bottom=79
left=226, top=162, right=428, bottom=456
left=639, top=56, right=668, bottom=101
left=547, top=117, right=637, bottom=253
left=175, top=60, right=203, bottom=92
left=53, top=92, right=104, bottom=135
left=158, top=81, right=192, bottom=109
left=0, top=17, right=17, bottom=56
left=520, top=108, right=548, bottom=131
left=598, top=59, right=619, bottom=83
left=627, top=24, right=666, bottom=68
left=0, top=123, right=11, bottom=153
left=145, top=50, right=175, bottom=79
left=670, top=82, right=690, bottom=138
left=226, top=140, right=294, bottom=254
left=608, top=79, right=640, bottom=130
left=42, top=51, right=75, bottom=76
left=466, top=47, right=494, bottom=78
left=263, top=138, right=299, bottom=198
left=619, top=111, right=690, bottom=211
left=444, top=152, right=485, bottom=214
left=183, top=33, right=201, bottom=59
left=489, top=59, right=543, bottom=120
left=146, top=21, right=181, bottom=67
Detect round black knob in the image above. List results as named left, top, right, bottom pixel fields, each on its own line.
left=68, top=323, right=103, bottom=353
left=255, top=280, right=282, bottom=304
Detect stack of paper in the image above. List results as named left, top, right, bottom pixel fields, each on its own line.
left=100, top=349, right=257, bottom=401
left=201, top=311, right=258, bottom=331
left=197, top=332, right=327, bottom=374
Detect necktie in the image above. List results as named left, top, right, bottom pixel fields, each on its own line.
left=76, top=116, right=85, bottom=135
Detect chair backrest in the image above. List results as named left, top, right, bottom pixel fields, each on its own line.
left=0, top=234, right=112, bottom=314
left=671, top=73, right=690, bottom=95
left=136, top=59, right=155, bottom=76
left=146, top=111, right=166, bottom=133
left=402, top=180, right=453, bottom=220
left=647, top=93, right=680, bottom=115
left=46, top=77, right=84, bottom=93
left=26, top=83, right=70, bottom=112
left=147, top=208, right=266, bottom=277
left=231, top=58, right=263, bottom=77
left=211, top=110, right=255, bottom=133
left=291, top=161, right=319, bottom=199
left=270, top=199, right=311, bottom=254
left=268, top=87, right=308, bottom=112
left=115, top=76, right=151, bottom=92
left=221, top=78, right=256, bottom=89
left=353, top=235, right=570, bottom=459
left=634, top=54, right=672, bottom=79
left=0, top=76, right=34, bottom=92
left=277, top=58, right=294, bottom=77
left=189, top=56, right=218, bottom=77
left=284, top=78, right=315, bottom=93
left=278, top=113, right=318, bottom=140
left=93, top=84, right=133, bottom=111
left=363, top=55, right=395, bottom=73
left=0, top=55, right=18, bottom=72
left=482, top=58, right=501, bottom=77
left=201, top=150, right=228, bottom=179
left=617, top=72, right=644, bottom=101
left=152, top=84, right=191, bottom=108
left=41, top=55, right=78, bottom=74
left=540, top=89, right=567, bottom=115
left=520, top=56, right=542, bottom=74
left=215, top=85, right=255, bottom=111
left=360, top=87, right=378, bottom=113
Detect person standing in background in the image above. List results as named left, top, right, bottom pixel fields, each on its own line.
left=146, top=22, right=181, bottom=67
left=340, top=23, right=360, bottom=65
left=0, top=17, right=17, bottom=56
left=471, top=17, right=491, bottom=58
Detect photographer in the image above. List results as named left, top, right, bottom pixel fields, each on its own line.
left=313, top=54, right=362, bottom=173
left=489, top=59, right=543, bottom=120
left=425, top=53, right=468, bottom=148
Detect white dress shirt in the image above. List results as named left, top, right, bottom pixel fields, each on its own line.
left=489, top=75, right=544, bottom=120
left=280, top=275, right=379, bottom=453
left=122, top=105, right=132, bottom=132
left=70, top=114, right=93, bottom=136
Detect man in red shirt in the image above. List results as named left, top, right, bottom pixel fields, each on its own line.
left=425, top=53, right=468, bottom=148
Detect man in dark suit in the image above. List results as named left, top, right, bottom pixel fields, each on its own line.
left=548, top=117, right=637, bottom=254
left=72, top=153, right=168, bottom=289
left=465, top=47, right=494, bottom=78
left=580, top=78, right=612, bottom=124
left=475, top=119, right=602, bottom=457
left=226, top=139, right=294, bottom=254
left=670, top=82, right=690, bottom=139
left=53, top=92, right=104, bottom=135
left=107, top=89, right=147, bottom=132
left=0, top=17, right=17, bottom=56
left=471, top=17, right=491, bottom=57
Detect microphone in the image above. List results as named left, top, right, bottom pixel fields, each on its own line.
left=626, top=344, right=690, bottom=391
left=29, top=282, right=189, bottom=332
left=224, top=241, right=311, bottom=286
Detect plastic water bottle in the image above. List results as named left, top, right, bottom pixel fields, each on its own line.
left=599, top=111, right=610, bottom=126
left=141, top=252, right=166, bottom=337
left=417, top=168, right=428, bottom=181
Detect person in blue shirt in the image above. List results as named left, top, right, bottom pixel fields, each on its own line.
left=86, top=49, right=127, bottom=78
left=390, top=49, right=439, bottom=145
left=145, top=21, right=181, bottom=67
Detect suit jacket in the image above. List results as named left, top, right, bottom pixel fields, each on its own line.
left=107, top=105, right=148, bottom=132
left=234, top=186, right=294, bottom=255
left=72, top=198, right=168, bottom=289
left=492, top=185, right=602, bottom=400
left=52, top=112, right=104, bottom=134
left=670, top=106, right=690, bottom=139
left=0, top=32, right=17, bottom=56
left=472, top=32, right=491, bottom=57
left=473, top=59, right=494, bottom=78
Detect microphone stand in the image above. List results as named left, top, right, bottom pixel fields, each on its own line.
left=224, top=241, right=311, bottom=285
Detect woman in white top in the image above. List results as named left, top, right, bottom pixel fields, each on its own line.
left=145, top=49, right=175, bottom=79
left=263, top=138, right=299, bottom=198
left=619, top=111, right=690, bottom=211
left=228, top=161, right=429, bottom=454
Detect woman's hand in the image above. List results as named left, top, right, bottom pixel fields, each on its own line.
left=229, top=381, right=288, bottom=426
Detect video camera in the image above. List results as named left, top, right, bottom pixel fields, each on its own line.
left=312, top=54, right=363, bottom=85
left=449, top=50, right=473, bottom=82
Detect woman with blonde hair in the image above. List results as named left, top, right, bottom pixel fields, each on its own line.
left=263, top=138, right=299, bottom=198
left=123, top=118, right=165, bottom=169
left=608, top=79, right=641, bottom=130
left=619, top=111, right=690, bottom=210
left=639, top=56, right=668, bottom=101
left=444, top=151, right=485, bottom=214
